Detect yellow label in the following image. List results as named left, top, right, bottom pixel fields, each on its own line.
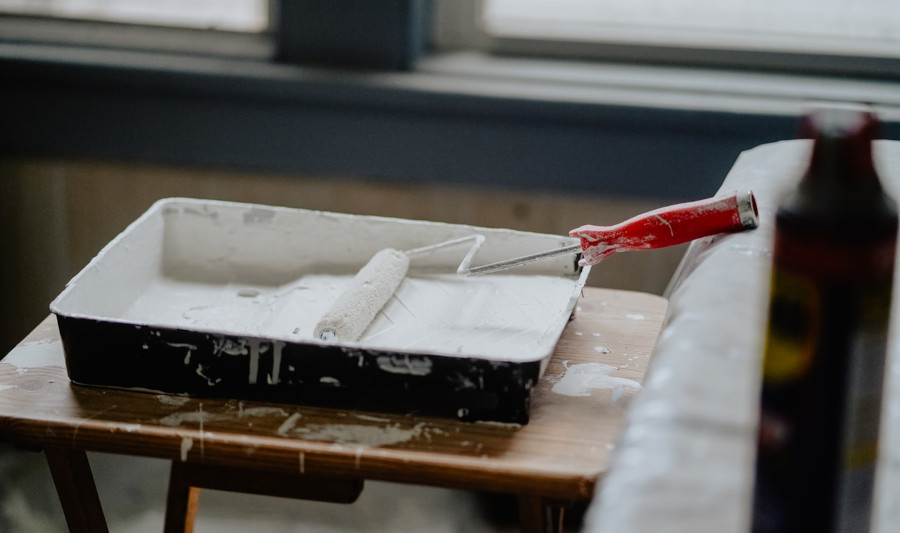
left=762, top=269, right=821, bottom=382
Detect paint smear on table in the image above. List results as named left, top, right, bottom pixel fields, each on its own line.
left=0, top=339, right=65, bottom=374
left=159, top=409, right=230, bottom=427
left=156, top=394, right=190, bottom=406
left=289, top=422, right=429, bottom=446
left=551, top=362, right=641, bottom=397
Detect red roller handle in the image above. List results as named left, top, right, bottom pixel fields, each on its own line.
left=569, top=190, right=759, bottom=266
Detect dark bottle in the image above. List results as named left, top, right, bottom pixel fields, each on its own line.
left=751, top=105, right=897, bottom=533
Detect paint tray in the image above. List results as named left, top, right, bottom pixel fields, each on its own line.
left=50, top=198, right=589, bottom=423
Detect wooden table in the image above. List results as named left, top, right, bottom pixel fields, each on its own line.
left=0, top=287, right=666, bottom=533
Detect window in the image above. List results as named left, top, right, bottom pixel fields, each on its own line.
left=435, top=0, right=900, bottom=78
left=0, top=0, right=267, bottom=32
left=484, top=0, right=900, bottom=55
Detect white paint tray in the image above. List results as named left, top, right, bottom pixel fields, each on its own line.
left=50, top=198, right=589, bottom=422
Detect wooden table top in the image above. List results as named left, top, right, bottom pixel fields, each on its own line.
left=0, top=287, right=666, bottom=503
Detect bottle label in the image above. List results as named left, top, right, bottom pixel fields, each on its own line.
left=762, top=269, right=820, bottom=383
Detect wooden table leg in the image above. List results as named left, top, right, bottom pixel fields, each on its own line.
left=518, top=495, right=564, bottom=533
left=44, top=447, right=110, bottom=533
left=164, top=462, right=201, bottom=533
left=164, top=461, right=364, bottom=532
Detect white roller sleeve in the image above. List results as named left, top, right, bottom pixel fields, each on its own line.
left=314, top=248, right=410, bottom=342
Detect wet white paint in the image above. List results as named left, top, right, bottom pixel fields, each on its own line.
left=156, top=394, right=190, bottom=406
left=271, top=342, right=283, bottom=385
left=375, top=354, right=433, bottom=376
left=289, top=422, right=428, bottom=447
left=159, top=410, right=230, bottom=427
left=276, top=413, right=302, bottom=436
left=167, top=342, right=196, bottom=366
left=473, top=420, right=522, bottom=428
left=1, top=339, right=65, bottom=374
left=160, top=403, right=290, bottom=429
left=248, top=339, right=261, bottom=385
left=353, top=413, right=391, bottom=423
left=238, top=406, right=288, bottom=418
left=551, top=362, right=641, bottom=397
left=180, top=437, right=193, bottom=461
left=195, top=364, right=220, bottom=387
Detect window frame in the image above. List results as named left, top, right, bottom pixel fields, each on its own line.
left=2, top=1, right=900, bottom=203
left=434, top=0, right=900, bottom=80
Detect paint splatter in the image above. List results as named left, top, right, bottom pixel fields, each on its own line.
left=551, top=362, right=641, bottom=398
left=291, top=422, right=428, bottom=446
left=376, top=354, right=432, bottom=376
left=159, top=410, right=230, bottom=427
left=354, top=413, right=392, bottom=423
left=1, top=339, right=65, bottom=374
left=156, top=394, right=190, bottom=406
left=276, top=413, right=303, bottom=436
left=239, top=406, right=288, bottom=418
left=473, top=420, right=522, bottom=428
left=180, top=437, right=193, bottom=461
left=237, top=288, right=261, bottom=298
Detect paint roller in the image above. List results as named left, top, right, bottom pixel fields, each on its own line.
left=314, top=235, right=485, bottom=342
left=460, top=190, right=759, bottom=275
left=314, top=191, right=758, bottom=342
